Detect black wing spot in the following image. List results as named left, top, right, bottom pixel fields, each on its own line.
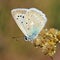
left=20, top=15, right=22, bottom=17
left=17, top=15, right=22, bottom=17
left=17, top=18, right=18, bottom=19
left=26, top=22, right=28, bottom=24
left=22, top=16, right=24, bottom=18
left=17, top=15, right=22, bottom=20
left=18, top=15, right=19, bottom=17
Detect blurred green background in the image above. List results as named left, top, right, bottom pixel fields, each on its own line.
left=0, top=0, right=60, bottom=60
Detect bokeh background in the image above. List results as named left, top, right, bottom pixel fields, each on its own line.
left=0, top=0, right=60, bottom=60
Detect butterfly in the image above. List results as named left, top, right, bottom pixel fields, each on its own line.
left=11, top=8, right=47, bottom=41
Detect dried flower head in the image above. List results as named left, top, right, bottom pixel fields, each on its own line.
left=33, top=28, right=60, bottom=57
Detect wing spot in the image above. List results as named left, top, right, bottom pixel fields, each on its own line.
left=22, top=16, right=24, bottom=18
left=20, top=15, right=22, bottom=17
left=18, top=15, right=19, bottom=17
left=21, top=22, right=23, bottom=23
left=24, top=36, right=28, bottom=41
left=17, top=18, right=18, bottom=19
left=28, top=19, right=30, bottom=20
left=26, top=22, right=28, bottom=24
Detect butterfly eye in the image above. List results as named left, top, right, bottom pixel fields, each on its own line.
left=24, top=36, right=28, bottom=41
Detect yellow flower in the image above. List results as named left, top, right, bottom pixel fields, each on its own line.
left=33, top=28, right=60, bottom=57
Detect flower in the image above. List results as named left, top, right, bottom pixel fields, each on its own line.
left=33, top=28, right=60, bottom=57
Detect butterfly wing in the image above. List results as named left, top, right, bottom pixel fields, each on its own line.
left=11, top=8, right=29, bottom=37
left=24, top=8, right=47, bottom=40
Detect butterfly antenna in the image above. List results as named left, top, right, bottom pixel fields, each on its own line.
left=12, top=36, right=23, bottom=41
